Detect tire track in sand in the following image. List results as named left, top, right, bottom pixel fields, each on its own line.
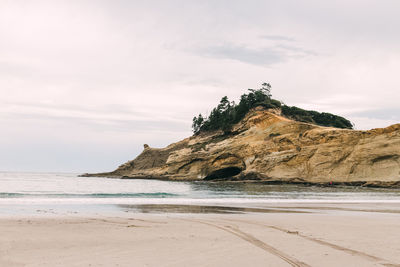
left=182, top=218, right=310, bottom=267
left=229, top=219, right=400, bottom=267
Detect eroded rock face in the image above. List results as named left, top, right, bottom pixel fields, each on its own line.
left=84, top=109, right=400, bottom=187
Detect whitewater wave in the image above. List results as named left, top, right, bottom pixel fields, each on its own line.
left=2, top=197, right=400, bottom=205
left=0, top=192, right=179, bottom=198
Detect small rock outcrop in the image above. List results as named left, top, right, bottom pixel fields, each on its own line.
left=83, top=108, right=400, bottom=187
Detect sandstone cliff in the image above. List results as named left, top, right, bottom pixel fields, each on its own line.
left=84, top=108, right=400, bottom=187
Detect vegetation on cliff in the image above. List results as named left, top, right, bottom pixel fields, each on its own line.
left=192, top=83, right=353, bottom=133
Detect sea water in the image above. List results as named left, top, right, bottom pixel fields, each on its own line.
left=1, top=172, right=400, bottom=216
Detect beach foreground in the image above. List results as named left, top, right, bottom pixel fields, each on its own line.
left=1, top=203, right=400, bottom=267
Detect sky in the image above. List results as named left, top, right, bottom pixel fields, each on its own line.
left=1, top=0, right=399, bottom=173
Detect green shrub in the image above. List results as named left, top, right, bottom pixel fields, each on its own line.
left=281, top=105, right=353, bottom=129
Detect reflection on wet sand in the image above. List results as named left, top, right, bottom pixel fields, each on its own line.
left=118, top=204, right=309, bottom=214
left=277, top=205, right=400, bottom=214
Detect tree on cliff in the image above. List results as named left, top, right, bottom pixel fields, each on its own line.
left=191, top=82, right=353, bottom=134
left=192, top=82, right=279, bottom=134
left=192, top=114, right=204, bottom=133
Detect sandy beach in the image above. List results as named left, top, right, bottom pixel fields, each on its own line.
left=1, top=203, right=400, bottom=267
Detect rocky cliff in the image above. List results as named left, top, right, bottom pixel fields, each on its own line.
left=84, top=108, right=400, bottom=187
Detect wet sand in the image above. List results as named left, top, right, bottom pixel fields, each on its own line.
left=1, top=203, right=400, bottom=266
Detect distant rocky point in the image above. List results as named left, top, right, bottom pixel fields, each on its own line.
left=82, top=107, right=400, bottom=188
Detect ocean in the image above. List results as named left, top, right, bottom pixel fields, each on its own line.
left=1, top=172, right=400, bottom=216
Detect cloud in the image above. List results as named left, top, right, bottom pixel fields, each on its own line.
left=195, top=44, right=286, bottom=66
left=260, top=35, right=295, bottom=42
left=348, top=108, right=400, bottom=122
left=348, top=116, right=399, bottom=130
left=0, top=102, right=189, bottom=134
left=193, top=42, right=316, bottom=67
left=275, top=44, right=318, bottom=56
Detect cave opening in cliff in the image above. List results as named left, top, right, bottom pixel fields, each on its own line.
left=204, top=167, right=242, bottom=180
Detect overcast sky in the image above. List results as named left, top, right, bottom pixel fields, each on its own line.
left=1, top=0, right=399, bottom=173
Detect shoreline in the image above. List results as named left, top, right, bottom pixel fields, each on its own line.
left=80, top=174, right=400, bottom=189
left=1, top=202, right=400, bottom=266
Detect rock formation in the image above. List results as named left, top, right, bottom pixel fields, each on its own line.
left=83, top=107, right=400, bottom=187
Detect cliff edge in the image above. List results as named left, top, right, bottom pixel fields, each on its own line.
left=83, top=108, right=400, bottom=187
